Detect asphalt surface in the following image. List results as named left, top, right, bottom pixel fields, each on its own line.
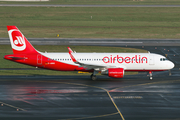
left=0, top=70, right=180, bottom=120
left=1, top=38, right=180, bottom=46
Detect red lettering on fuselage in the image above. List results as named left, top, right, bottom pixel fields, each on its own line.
left=103, top=56, right=109, bottom=63
left=103, top=55, right=147, bottom=64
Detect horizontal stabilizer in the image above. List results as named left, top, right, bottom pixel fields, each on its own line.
left=4, top=55, right=27, bottom=60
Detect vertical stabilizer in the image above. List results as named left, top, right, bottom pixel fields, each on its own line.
left=7, top=26, right=38, bottom=54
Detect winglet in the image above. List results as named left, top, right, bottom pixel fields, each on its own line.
left=68, top=47, right=77, bottom=63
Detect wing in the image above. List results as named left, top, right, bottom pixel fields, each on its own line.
left=67, top=47, right=121, bottom=71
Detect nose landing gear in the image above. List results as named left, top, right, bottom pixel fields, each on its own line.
left=149, top=71, right=153, bottom=80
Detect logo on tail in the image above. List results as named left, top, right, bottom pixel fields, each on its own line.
left=8, top=29, right=26, bottom=51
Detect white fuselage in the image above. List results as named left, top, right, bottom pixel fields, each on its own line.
left=41, top=52, right=174, bottom=71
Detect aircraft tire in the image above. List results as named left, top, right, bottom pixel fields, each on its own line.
left=91, top=74, right=97, bottom=81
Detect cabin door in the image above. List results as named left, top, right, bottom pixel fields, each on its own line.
left=149, top=55, right=154, bottom=65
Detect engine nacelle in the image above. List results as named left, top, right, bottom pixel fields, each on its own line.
left=101, top=68, right=124, bottom=78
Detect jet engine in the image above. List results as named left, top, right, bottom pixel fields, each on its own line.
left=101, top=68, right=124, bottom=78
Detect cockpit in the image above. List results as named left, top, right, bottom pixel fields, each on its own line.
left=160, top=58, right=168, bottom=61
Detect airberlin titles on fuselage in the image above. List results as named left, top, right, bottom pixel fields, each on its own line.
left=102, top=55, right=148, bottom=64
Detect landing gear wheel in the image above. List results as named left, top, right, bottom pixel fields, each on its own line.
left=91, top=74, right=97, bottom=81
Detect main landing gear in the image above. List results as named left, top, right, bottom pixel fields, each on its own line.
left=91, top=74, right=97, bottom=81
left=90, top=70, right=98, bottom=81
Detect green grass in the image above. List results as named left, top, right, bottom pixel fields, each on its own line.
left=0, top=45, right=146, bottom=75
left=0, top=0, right=180, bottom=5
left=1, top=7, right=180, bottom=38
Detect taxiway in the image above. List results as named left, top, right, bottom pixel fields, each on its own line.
left=0, top=70, right=180, bottom=120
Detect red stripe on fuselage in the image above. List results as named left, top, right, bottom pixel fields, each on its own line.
left=4, top=53, right=87, bottom=71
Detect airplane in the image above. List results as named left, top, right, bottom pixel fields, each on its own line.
left=4, top=26, right=174, bottom=80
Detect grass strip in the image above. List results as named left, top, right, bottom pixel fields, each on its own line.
left=0, top=7, right=180, bottom=38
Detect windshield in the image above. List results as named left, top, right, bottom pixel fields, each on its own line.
left=160, top=58, right=168, bottom=61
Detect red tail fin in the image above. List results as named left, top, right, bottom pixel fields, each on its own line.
left=7, top=26, right=38, bottom=54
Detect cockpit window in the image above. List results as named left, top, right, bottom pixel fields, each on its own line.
left=160, top=58, right=168, bottom=61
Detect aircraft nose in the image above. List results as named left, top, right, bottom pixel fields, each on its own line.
left=169, top=61, right=175, bottom=69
